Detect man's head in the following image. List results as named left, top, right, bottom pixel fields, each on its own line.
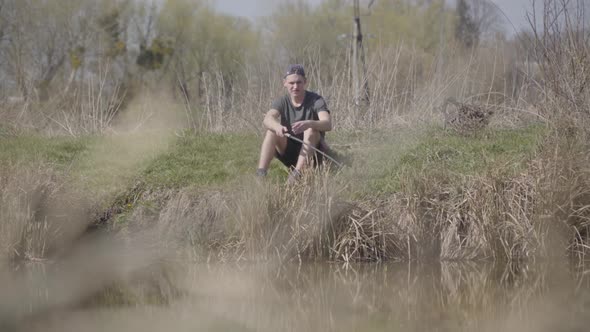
left=283, top=64, right=307, bottom=99
left=284, top=64, right=305, bottom=79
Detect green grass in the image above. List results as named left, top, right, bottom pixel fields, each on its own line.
left=353, top=125, right=546, bottom=195
left=0, top=132, right=278, bottom=190
left=140, top=133, right=286, bottom=189
left=0, top=125, right=546, bottom=199
left=0, top=135, right=89, bottom=167
left=141, top=133, right=257, bottom=189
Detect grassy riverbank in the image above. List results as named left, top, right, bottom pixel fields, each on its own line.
left=0, top=127, right=542, bottom=194
left=1, top=124, right=553, bottom=264
left=0, top=125, right=544, bottom=192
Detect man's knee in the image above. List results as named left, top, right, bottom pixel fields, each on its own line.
left=303, top=128, right=321, bottom=142
left=264, top=129, right=287, bottom=153
left=264, top=129, right=282, bottom=143
left=265, top=129, right=278, bottom=139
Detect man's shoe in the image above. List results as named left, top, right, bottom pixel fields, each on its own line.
left=256, top=168, right=268, bottom=177
left=286, top=168, right=301, bottom=185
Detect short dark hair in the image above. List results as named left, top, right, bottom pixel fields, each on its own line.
left=284, top=64, right=305, bottom=78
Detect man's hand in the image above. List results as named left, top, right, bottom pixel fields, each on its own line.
left=291, top=120, right=311, bottom=135
left=275, top=125, right=288, bottom=137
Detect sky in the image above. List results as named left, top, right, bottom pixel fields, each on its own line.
left=213, top=0, right=536, bottom=35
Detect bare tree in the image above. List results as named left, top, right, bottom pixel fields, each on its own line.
left=455, top=0, right=503, bottom=48
left=0, top=0, right=98, bottom=101
left=0, top=0, right=6, bottom=43
left=456, top=0, right=479, bottom=47
left=470, top=0, right=504, bottom=39
left=527, top=0, right=590, bottom=113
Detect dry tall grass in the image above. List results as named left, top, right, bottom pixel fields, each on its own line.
left=92, top=161, right=569, bottom=264
left=0, top=162, right=59, bottom=263
left=0, top=37, right=535, bottom=137
left=183, top=41, right=537, bottom=133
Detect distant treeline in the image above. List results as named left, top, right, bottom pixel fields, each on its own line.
left=0, top=0, right=507, bottom=103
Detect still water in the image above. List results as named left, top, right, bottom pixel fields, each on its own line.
left=9, top=261, right=590, bottom=332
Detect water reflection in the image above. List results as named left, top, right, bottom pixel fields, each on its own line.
left=8, top=260, right=590, bottom=332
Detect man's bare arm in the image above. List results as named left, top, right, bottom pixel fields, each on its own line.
left=263, top=109, right=288, bottom=137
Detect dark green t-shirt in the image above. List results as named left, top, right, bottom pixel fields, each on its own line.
left=271, top=91, right=330, bottom=138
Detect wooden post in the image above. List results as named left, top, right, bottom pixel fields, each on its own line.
left=352, top=0, right=360, bottom=106
left=352, top=0, right=369, bottom=107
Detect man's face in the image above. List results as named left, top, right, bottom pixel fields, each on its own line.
left=283, top=74, right=307, bottom=99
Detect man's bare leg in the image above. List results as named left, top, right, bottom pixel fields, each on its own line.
left=257, top=130, right=287, bottom=172
left=294, top=128, right=321, bottom=172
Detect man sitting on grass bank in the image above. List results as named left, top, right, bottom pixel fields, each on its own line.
left=256, top=64, right=332, bottom=183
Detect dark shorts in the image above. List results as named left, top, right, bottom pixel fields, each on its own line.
left=276, top=138, right=322, bottom=169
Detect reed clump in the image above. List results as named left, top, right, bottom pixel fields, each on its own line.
left=95, top=159, right=552, bottom=263
left=0, top=162, right=59, bottom=263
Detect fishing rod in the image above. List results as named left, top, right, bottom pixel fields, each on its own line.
left=284, top=133, right=344, bottom=169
